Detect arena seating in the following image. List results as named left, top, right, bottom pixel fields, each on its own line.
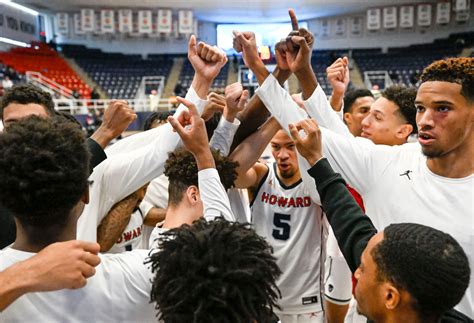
left=61, top=45, right=174, bottom=99
left=0, top=42, right=91, bottom=98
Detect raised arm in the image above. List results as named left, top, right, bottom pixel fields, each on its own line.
left=168, top=97, right=234, bottom=222
left=229, top=117, right=280, bottom=189
left=209, top=83, right=248, bottom=156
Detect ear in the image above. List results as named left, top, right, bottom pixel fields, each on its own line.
left=383, top=282, right=401, bottom=310
left=396, top=124, right=413, bottom=140
left=81, top=186, right=90, bottom=204
left=343, top=112, right=352, bottom=126
left=185, top=185, right=200, bottom=205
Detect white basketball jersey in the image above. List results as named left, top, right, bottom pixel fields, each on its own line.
left=108, top=208, right=144, bottom=253
left=251, top=163, right=328, bottom=314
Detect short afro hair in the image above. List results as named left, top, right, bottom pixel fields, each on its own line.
left=164, top=147, right=238, bottom=206
left=0, top=84, right=55, bottom=119
left=0, top=116, right=89, bottom=244
left=381, top=85, right=418, bottom=134
left=420, top=57, right=473, bottom=103
left=148, top=217, right=282, bottom=323
left=343, top=89, right=374, bottom=114
left=372, top=223, right=470, bottom=319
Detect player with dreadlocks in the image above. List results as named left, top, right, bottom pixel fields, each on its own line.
left=148, top=217, right=282, bottom=323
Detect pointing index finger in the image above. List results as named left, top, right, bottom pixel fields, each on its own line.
left=289, top=8, right=299, bottom=31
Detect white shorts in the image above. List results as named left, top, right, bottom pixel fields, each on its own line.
left=324, top=228, right=353, bottom=305
left=277, top=311, right=324, bottom=323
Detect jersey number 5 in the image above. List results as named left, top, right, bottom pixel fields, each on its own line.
left=272, top=213, right=291, bottom=240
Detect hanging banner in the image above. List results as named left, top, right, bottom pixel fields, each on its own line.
left=436, top=2, right=451, bottom=24
left=101, top=9, right=114, bottom=33
left=399, top=5, right=414, bottom=28
left=417, top=4, right=432, bottom=26
left=138, top=10, right=152, bottom=33
left=178, top=10, right=193, bottom=34
left=383, top=7, right=397, bottom=29
left=56, top=13, right=69, bottom=34
left=350, top=16, right=363, bottom=35
left=367, top=8, right=381, bottom=30
left=320, top=19, right=329, bottom=37
left=74, top=13, right=84, bottom=35
left=118, top=10, right=132, bottom=33
left=334, top=17, right=346, bottom=36
left=81, top=9, right=94, bottom=32
left=455, top=0, right=468, bottom=11
left=158, top=9, right=172, bottom=33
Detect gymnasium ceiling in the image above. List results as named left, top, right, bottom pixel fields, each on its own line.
left=14, top=0, right=432, bottom=23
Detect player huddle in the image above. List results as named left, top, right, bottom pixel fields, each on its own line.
left=0, top=9, right=472, bottom=323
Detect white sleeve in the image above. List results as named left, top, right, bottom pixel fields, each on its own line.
left=199, top=168, right=235, bottom=222
left=255, top=74, right=322, bottom=204
left=138, top=199, right=154, bottom=219
left=255, top=74, right=395, bottom=197
left=105, top=86, right=208, bottom=157
left=209, top=117, right=241, bottom=156
left=304, top=85, right=352, bottom=137
left=78, top=122, right=181, bottom=242
left=320, top=127, right=398, bottom=195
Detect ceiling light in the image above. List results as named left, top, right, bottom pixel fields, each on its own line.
left=0, top=0, right=40, bottom=16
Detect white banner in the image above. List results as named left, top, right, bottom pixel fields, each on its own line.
left=56, top=13, right=69, bottom=34
left=101, top=10, right=114, bottom=33
left=400, top=5, right=414, bottom=28
left=455, top=0, right=468, bottom=11
left=320, top=19, right=330, bottom=37
left=350, top=16, right=363, bottom=35
left=118, top=10, right=132, bottom=33
left=383, top=7, right=397, bottom=29
left=81, top=9, right=94, bottom=32
left=417, top=4, right=432, bottom=26
left=334, top=17, right=346, bottom=36
left=367, top=8, right=381, bottom=30
left=158, top=9, right=172, bottom=33
left=138, top=10, right=152, bottom=33
left=178, top=10, right=193, bottom=34
left=74, top=13, right=84, bottom=35
left=436, top=2, right=451, bottom=24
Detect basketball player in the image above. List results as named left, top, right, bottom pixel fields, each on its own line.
left=254, top=30, right=474, bottom=318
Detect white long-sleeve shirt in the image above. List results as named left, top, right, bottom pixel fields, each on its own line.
left=256, top=74, right=474, bottom=317
left=77, top=87, right=208, bottom=242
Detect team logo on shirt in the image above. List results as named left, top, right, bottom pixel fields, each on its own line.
left=116, top=226, right=142, bottom=244
left=399, top=170, right=413, bottom=180
left=260, top=192, right=312, bottom=208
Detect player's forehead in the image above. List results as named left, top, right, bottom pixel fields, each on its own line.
left=271, top=129, right=294, bottom=146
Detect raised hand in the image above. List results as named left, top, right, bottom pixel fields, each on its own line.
left=168, top=96, right=209, bottom=157
left=224, top=82, right=249, bottom=121
left=327, top=57, right=350, bottom=96
left=285, top=35, right=312, bottom=75
left=91, top=100, right=137, bottom=148
left=233, top=31, right=260, bottom=68
left=202, top=92, right=226, bottom=121
left=289, top=118, right=323, bottom=166
left=188, top=35, right=227, bottom=83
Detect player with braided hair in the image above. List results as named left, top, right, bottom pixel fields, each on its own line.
left=148, top=217, right=281, bottom=323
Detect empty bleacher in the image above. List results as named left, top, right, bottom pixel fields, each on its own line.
left=61, top=45, right=174, bottom=99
